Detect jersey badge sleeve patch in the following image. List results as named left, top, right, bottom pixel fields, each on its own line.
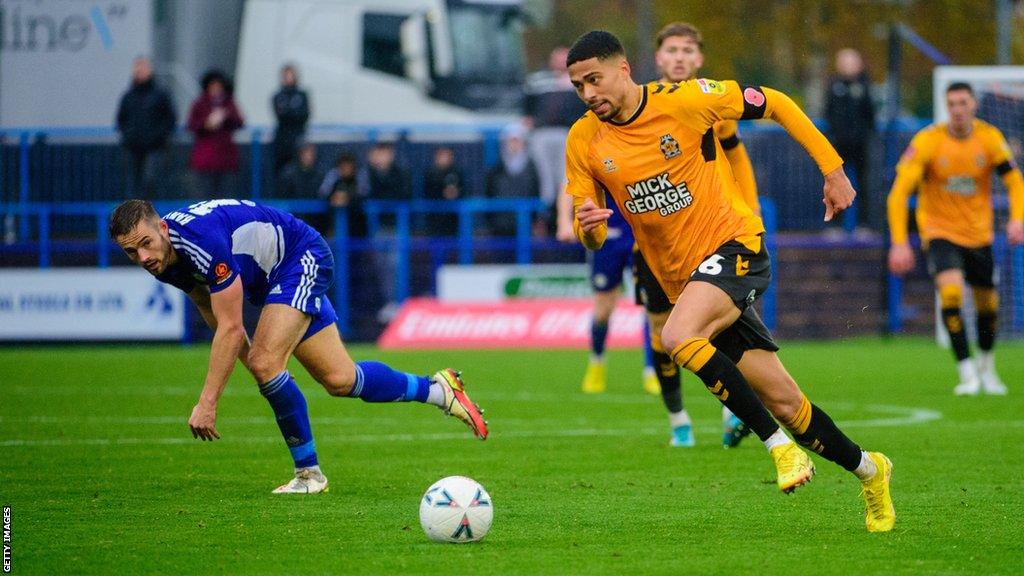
left=696, top=79, right=726, bottom=95
left=214, top=262, right=232, bottom=284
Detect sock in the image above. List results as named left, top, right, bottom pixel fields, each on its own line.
left=642, top=318, right=655, bottom=371
left=671, top=337, right=780, bottom=441
left=853, top=451, right=878, bottom=481
left=763, top=429, right=792, bottom=451
left=974, top=287, right=999, bottom=352
left=939, top=284, right=971, bottom=362
left=669, top=409, right=691, bottom=428
left=349, top=361, right=431, bottom=403
left=654, top=349, right=683, bottom=413
left=259, top=371, right=318, bottom=468
left=780, top=394, right=863, bottom=472
left=591, top=320, right=609, bottom=359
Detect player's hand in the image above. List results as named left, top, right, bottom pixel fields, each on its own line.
left=575, top=198, right=613, bottom=234
left=188, top=402, right=221, bottom=441
left=1007, top=220, right=1024, bottom=245
left=888, top=243, right=915, bottom=276
left=822, top=168, right=856, bottom=222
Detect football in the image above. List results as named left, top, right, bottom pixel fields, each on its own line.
left=419, top=476, right=493, bottom=543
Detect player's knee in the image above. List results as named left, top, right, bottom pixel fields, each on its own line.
left=973, top=287, right=998, bottom=314
left=247, top=350, right=288, bottom=384
left=938, top=283, right=963, bottom=309
left=320, top=362, right=358, bottom=397
left=660, top=325, right=707, bottom=359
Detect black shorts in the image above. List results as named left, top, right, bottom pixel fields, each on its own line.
left=633, top=247, right=673, bottom=314
left=690, top=235, right=772, bottom=311
left=712, top=305, right=779, bottom=363
left=925, top=239, right=995, bottom=288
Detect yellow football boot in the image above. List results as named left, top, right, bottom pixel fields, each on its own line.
left=581, top=361, right=607, bottom=394
left=861, top=452, right=895, bottom=532
left=770, top=442, right=815, bottom=494
left=642, top=368, right=661, bottom=395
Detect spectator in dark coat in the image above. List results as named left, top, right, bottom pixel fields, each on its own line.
left=825, top=48, right=876, bottom=234
left=271, top=64, right=311, bottom=175
left=486, top=124, right=542, bottom=237
left=423, top=146, right=465, bottom=236
left=187, top=70, right=245, bottom=198
left=115, top=57, right=177, bottom=198
left=319, top=152, right=367, bottom=238
left=277, top=141, right=324, bottom=200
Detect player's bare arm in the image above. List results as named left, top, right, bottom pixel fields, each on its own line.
left=187, top=286, right=253, bottom=370
left=189, top=276, right=246, bottom=441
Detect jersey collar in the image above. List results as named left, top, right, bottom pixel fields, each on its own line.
left=610, top=85, right=647, bottom=127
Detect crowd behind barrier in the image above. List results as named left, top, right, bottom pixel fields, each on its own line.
left=1, top=121, right=1021, bottom=341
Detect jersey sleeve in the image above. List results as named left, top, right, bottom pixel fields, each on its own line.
left=715, top=121, right=760, bottom=213
left=564, top=123, right=608, bottom=249
left=984, top=127, right=1024, bottom=222
left=886, top=130, right=933, bottom=244
left=170, top=224, right=239, bottom=294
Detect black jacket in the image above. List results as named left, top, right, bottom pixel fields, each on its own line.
left=272, top=86, right=310, bottom=142
left=824, top=73, right=875, bottom=145
left=116, top=79, right=177, bottom=151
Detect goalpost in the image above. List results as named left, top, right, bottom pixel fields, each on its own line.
left=931, top=66, right=1024, bottom=345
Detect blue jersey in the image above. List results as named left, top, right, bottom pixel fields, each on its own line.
left=605, top=197, right=634, bottom=246
left=157, top=199, right=323, bottom=305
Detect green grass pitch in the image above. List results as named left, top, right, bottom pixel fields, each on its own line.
left=2, top=338, right=1023, bottom=574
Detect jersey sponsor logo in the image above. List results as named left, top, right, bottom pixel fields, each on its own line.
left=696, top=78, right=726, bottom=95
left=944, top=175, right=977, bottom=196
left=624, top=172, right=693, bottom=217
left=603, top=158, right=617, bottom=173
left=214, top=262, right=231, bottom=284
left=660, top=134, right=681, bottom=160
left=186, top=198, right=256, bottom=217
left=164, top=211, right=195, bottom=226
left=743, top=87, right=766, bottom=107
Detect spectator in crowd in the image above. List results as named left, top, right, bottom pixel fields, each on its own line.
left=523, top=46, right=589, bottom=223
left=825, top=48, right=876, bottom=236
left=277, top=141, right=324, bottom=200
left=423, top=146, right=465, bottom=236
left=115, top=56, right=177, bottom=199
left=319, top=152, right=367, bottom=238
left=271, top=64, right=311, bottom=175
left=485, top=123, right=542, bottom=237
left=358, top=142, right=411, bottom=322
left=187, top=70, right=245, bottom=198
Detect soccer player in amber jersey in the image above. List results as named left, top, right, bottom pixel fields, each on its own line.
left=887, top=82, right=1024, bottom=396
left=645, top=21, right=761, bottom=448
left=564, top=30, right=894, bottom=532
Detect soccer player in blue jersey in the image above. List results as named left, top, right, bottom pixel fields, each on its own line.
left=110, top=199, right=488, bottom=494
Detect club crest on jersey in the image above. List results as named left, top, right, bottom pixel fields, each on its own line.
left=603, top=158, right=617, bottom=173
left=660, top=134, right=681, bottom=160
left=624, top=172, right=693, bottom=217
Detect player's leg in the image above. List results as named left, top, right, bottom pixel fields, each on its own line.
left=246, top=302, right=327, bottom=493
left=641, top=315, right=661, bottom=395
left=582, top=288, right=617, bottom=393
left=635, top=249, right=690, bottom=444
left=965, top=245, right=1005, bottom=394
left=291, top=300, right=487, bottom=439
left=926, top=241, right=978, bottom=394
left=735, top=347, right=895, bottom=531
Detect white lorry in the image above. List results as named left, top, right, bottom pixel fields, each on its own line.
left=235, top=0, right=527, bottom=128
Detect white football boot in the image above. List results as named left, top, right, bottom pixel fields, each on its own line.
left=273, top=467, right=329, bottom=494
left=953, top=358, right=981, bottom=396
left=976, top=352, right=1008, bottom=395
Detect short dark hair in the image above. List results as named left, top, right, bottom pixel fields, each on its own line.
left=200, top=69, right=233, bottom=95
left=566, top=31, right=625, bottom=68
left=656, top=22, right=703, bottom=50
left=109, top=199, right=160, bottom=239
left=946, top=82, right=975, bottom=97
left=335, top=152, right=357, bottom=166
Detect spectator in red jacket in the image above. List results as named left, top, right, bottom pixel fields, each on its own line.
left=187, top=70, right=245, bottom=198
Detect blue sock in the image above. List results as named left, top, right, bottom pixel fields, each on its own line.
left=349, top=361, right=431, bottom=403
left=591, top=320, right=609, bottom=358
left=642, top=317, right=655, bottom=370
left=259, top=371, right=318, bottom=468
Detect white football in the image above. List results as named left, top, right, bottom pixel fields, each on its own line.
left=419, top=476, right=493, bottom=543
